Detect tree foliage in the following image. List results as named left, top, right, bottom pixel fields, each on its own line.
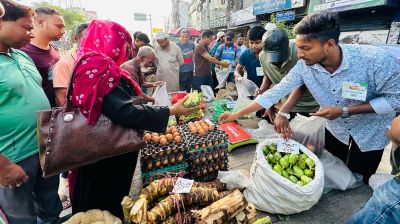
left=267, top=13, right=295, bottom=39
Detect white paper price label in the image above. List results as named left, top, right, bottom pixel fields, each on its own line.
left=172, top=177, right=194, bottom=194
left=277, top=140, right=300, bottom=154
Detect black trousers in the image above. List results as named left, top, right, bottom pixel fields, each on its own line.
left=179, top=71, right=193, bottom=92
left=324, top=129, right=384, bottom=184
left=72, top=151, right=139, bottom=218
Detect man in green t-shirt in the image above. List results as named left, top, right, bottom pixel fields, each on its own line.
left=258, top=28, right=319, bottom=125
left=0, top=0, right=62, bottom=223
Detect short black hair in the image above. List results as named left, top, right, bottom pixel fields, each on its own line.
left=133, top=31, right=142, bottom=41
left=201, top=29, right=213, bottom=39
left=75, top=23, right=88, bottom=37
left=294, top=11, right=340, bottom=44
left=136, top=32, right=150, bottom=44
left=0, top=0, right=34, bottom=21
left=35, top=7, right=61, bottom=17
left=247, top=25, right=266, bottom=41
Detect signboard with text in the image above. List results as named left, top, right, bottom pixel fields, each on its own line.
left=276, top=10, right=296, bottom=22
left=134, top=13, right=147, bottom=21
left=253, top=0, right=305, bottom=15
left=210, top=17, right=228, bottom=28
left=308, top=0, right=386, bottom=13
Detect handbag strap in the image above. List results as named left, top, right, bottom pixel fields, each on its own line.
left=63, top=55, right=81, bottom=113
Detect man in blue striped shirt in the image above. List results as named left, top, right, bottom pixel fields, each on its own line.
left=219, top=11, right=400, bottom=183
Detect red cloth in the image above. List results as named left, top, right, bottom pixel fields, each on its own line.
left=71, top=20, right=142, bottom=124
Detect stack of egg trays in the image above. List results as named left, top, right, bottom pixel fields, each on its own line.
left=179, top=124, right=229, bottom=181
left=140, top=129, right=189, bottom=185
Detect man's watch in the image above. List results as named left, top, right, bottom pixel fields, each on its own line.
left=277, top=111, right=290, bottom=119
left=341, top=107, right=350, bottom=118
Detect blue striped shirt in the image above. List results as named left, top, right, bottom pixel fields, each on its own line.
left=255, top=44, right=400, bottom=151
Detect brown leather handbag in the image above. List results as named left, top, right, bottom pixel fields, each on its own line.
left=37, top=74, right=146, bottom=177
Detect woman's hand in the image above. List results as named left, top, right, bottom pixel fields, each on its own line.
left=169, top=95, right=199, bottom=116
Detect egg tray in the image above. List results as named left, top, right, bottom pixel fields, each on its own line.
left=185, top=159, right=229, bottom=181
left=140, top=151, right=186, bottom=173
left=186, top=147, right=229, bottom=167
left=141, top=162, right=189, bottom=186
left=140, top=139, right=187, bottom=167
left=178, top=125, right=229, bottom=153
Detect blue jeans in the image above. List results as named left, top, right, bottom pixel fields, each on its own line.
left=347, top=177, right=400, bottom=224
left=0, top=155, right=62, bottom=224
left=193, top=75, right=213, bottom=91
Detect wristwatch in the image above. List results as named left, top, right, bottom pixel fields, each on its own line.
left=341, top=107, right=350, bottom=118
left=277, top=111, right=290, bottom=119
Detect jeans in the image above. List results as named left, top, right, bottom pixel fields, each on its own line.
left=179, top=71, right=193, bottom=92
left=0, top=154, right=62, bottom=224
left=193, top=75, right=213, bottom=91
left=347, top=177, right=400, bottom=224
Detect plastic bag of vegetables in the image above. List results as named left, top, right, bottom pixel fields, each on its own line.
left=211, top=99, right=234, bottom=122
left=243, top=138, right=324, bottom=215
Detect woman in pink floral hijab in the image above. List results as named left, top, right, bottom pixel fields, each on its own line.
left=70, top=20, right=197, bottom=218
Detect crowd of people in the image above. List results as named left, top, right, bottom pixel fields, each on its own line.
left=0, top=0, right=198, bottom=222
left=0, top=0, right=399, bottom=223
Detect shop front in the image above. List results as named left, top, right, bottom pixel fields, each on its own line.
left=308, top=0, right=400, bottom=44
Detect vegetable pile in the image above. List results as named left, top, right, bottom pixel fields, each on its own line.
left=179, top=90, right=204, bottom=122
left=262, top=144, right=315, bottom=187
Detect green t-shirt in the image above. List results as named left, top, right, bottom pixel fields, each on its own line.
left=0, top=49, right=50, bottom=163
left=259, top=41, right=319, bottom=113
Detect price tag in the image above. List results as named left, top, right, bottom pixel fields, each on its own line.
left=172, top=177, right=194, bottom=194
left=226, top=101, right=237, bottom=109
left=342, top=82, right=368, bottom=101
left=277, top=140, right=300, bottom=154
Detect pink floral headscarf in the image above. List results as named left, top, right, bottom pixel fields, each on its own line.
left=71, top=20, right=142, bottom=124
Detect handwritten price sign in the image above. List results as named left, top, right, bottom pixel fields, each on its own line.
left=277, top=140, right=300, bottom=154
left=172, top=177, right=194, bottom=194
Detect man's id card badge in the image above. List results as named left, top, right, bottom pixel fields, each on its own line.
left=342, top=82, right=368, bottom=101
left=256, top=67, right=263, bottom=76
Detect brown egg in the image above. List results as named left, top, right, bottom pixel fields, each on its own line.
left=144, top=133, right=152, bottom=141
left=166, top=127, right=171, bottom=134
left=203, top=126, right=209, bottom=132
left=159, top=135, right=165, bottom=139
left=152, top=135, right=160, bottom=144
left=194, top=121, right=199, bottom=126
left=191, top=127, right=197, bottom=134
left=174, top=135, right=181, bottom=143
left=160, top=138, right=167, bottom=146
left=166, top=134, right=173, bottom=141
left=172, top=128, right=179, bottom=134
left=151, top=132, right=159, bottom=137
left=170, top=126, right=176, bottom=130
left=188, top=121, right=194, bottom=126
left=173, top=132, right=180, bottom=137
left=199, top=129, right=205, bottom=136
